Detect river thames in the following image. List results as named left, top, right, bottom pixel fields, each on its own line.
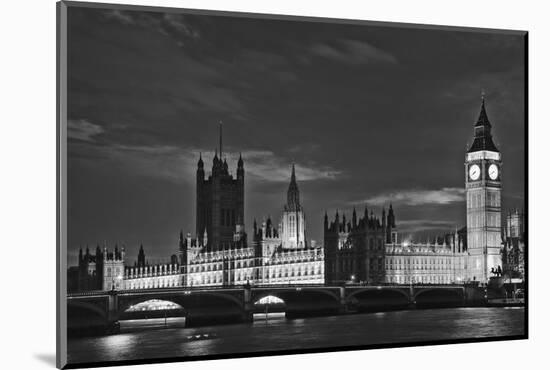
left=67, top=306, right=525, bottom=365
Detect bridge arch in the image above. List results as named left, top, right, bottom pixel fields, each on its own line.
left=251, top=288, right=342, bottom=319
left=118, top=291, right=245, bottom=315
left=253, top=294, right=286, bottom=305
left=413, top=288, right=464, bottom=300
left=252, top=288, right=340, bottom=306
left=347, top=288, right=410, bottom=302
left=67, top=300, right=108, bottom=320
left=413, top=288, right=464, bottom=307
left=346, top=288, right=410, bottom=311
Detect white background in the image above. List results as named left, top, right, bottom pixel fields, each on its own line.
left=1, top=0, right=547, bottom=369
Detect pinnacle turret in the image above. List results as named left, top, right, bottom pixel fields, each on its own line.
left=285, top=164, right=301, bottom=211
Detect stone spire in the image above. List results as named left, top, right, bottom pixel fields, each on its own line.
left=468, top=94, right=499, bottom=153
left=285, top=164, right=301, bottom=211
left=476, top=93, right=491, bottom=128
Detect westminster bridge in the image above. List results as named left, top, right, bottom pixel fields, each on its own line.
left=67, top=284, right=486, bottom=334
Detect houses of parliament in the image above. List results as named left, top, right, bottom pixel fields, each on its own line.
left=69, top=98, right=525, bottom=292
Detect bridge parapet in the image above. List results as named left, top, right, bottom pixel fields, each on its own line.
left=67, top=284, right=478, bottom=334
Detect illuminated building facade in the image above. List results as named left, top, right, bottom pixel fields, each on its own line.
left=324, top=205, right=469, bottom=285
left=180, top=165, right=324, bottom=287
left=123, top=262, right=182, bottom=290
left=97, top=245, right=185, bottom=291
left=384, top=234, right=468, bottom=285
left=181, top=230, right=255, bottom=287
left=252, top=165, right=324, bottom=285
left=102, top=246, right=125, bottom=291
left=80, top=136, right=323, bottom=291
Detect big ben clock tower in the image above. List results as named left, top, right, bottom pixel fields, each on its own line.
left=465, top=96, right=502, bottom=283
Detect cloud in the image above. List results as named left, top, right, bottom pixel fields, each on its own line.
left=357, top=187, right=465, bottom=206
left=70, top=136, right=341, bottom=185
left=67, top=119, right=104, bottom=142
left=308, top=39, right=397, bottom=65
left=232, top=150, right=341, bottom=182
left=398, top=219, right=459, bottom=232
left=162, top=13, right=200, bottom=39
left=105, top=9, right=134, bottom=25
left=103, top=10, right=200, bottom=42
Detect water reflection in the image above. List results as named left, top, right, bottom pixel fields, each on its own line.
left=67, top=307, right=525, bottom=365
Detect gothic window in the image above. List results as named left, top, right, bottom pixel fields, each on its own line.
left=290, top=215, right=296, bottom=235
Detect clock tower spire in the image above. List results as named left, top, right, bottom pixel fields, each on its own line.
left=465, top=95, right=502, bottom=283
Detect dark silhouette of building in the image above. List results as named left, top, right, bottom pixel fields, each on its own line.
left=137, top=244, right=146, bottom=267
left=502, top=209, right=525, bottom=279
left=196, top=123, right=244, bottom=251
left=76, top=245, right=104, bottom=291
left=67, top=266, right=79, bottom=293
left=323, top=206, right=396, bottom=284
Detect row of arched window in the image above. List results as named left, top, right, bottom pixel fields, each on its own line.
left=387, top=275, right=452, bottom=284
left=188, top=261, right=255, bottom=273
left=126, top=277, right=180, bottom=290
left=188, top=272, right=251, bottom=286
left=264, top=266, right=323, bottom=279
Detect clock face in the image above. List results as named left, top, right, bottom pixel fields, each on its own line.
left=488, top=163, right=499, bottom=180
left=469, top=164, right=480, bottom=181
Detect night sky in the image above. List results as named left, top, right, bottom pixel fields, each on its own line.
left=67, top=6, right=525, bottom=266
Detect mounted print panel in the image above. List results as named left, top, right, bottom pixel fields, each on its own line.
left=57, top=1, right=527, bottom=368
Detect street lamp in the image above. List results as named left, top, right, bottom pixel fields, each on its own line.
left=112, top=274, right=123, bottom=291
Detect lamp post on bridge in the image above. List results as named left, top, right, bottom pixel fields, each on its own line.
left=409, top=277, right=416, bottom=305
left=111, top=274, right=123, bottom=291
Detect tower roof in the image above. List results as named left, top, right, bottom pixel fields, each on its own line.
left=475, top=96, right=491, bottom=128
left=285, top=164, right=301, bottom=211
left=468, top=96, right=499, bottom=153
